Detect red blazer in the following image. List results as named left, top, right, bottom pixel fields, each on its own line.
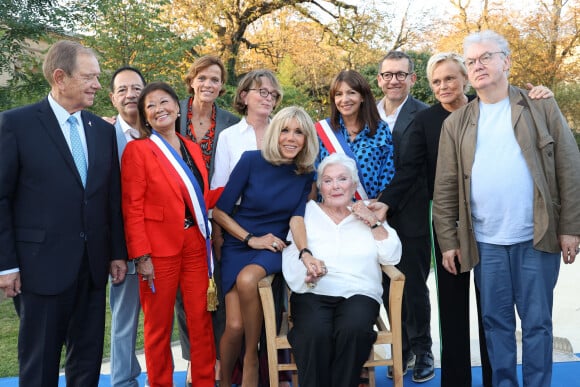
left=121, top=133, right=222, bottom=259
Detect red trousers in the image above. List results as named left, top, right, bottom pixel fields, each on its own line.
left=140, top=227, right=215, bottom=386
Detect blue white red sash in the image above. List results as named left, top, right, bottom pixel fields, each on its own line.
left=149, top=131, right=214, bottom=278
left=315, top=118, right=368, bottom=200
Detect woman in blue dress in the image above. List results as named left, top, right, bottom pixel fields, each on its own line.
left=212, top=106, right=319, bottom=387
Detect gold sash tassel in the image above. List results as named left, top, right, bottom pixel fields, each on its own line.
left=207, top=276, right=219, bottom=312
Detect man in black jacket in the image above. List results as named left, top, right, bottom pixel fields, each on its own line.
left=376, top=50, right=434, bottom=383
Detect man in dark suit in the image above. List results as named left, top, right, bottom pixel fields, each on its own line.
left=375, top=51, right=434, bottom=383
left=0, top=40, right=127, bottom=387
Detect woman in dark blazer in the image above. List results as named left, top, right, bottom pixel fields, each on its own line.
left=177, top=55, right=240, bottom=385
left=122, top=81, right=222, bottom=386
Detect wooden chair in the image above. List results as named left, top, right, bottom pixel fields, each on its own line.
left=258, top=265, right=405, bottom=387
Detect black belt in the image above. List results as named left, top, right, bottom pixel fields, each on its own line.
left=184, top=216, right=196, bottom=229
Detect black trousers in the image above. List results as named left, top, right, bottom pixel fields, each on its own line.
left=288, top=293, right=379, bottom=387
left=16, top=252, right=106, bottom=387
left=383, top=233, right=432, bottom=358
left=433, top=230, right=492, bottom=387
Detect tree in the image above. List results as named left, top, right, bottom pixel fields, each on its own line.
left=512, top=0, right=579, bottom=87
left=168, top=0, right=359, bottom=84
left=0, top=0, right=74, bottom=109
left=70, top=0, right=203, bottom=116
left=429, top=0, right=579, bottom=129
left=0, top=0, right=70, bottom=75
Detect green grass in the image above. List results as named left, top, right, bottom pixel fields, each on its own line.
left=0, top=287, right=160, bottom=378
left=0, top=295, right=19, bottom=377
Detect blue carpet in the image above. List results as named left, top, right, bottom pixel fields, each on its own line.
left=1, top=361, right=579, bottom=386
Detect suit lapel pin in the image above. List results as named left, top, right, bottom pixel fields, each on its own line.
left=88, top=120, right=92, bottom=127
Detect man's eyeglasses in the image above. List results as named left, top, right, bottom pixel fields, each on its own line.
left=379, top=71, right=411, bottom=81
left=465, top=51, right=505, bottom=69
left=248, top=88, right=280, bottom=100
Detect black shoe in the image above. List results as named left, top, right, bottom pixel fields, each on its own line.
left=412, top=353, right=435, bottom=383
left=386, top=352, right=415, bottom=379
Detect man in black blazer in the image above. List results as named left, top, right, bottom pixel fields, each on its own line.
left=375, top=51, right=434, bottom=383
left=0, top=40, right=127, bottom=386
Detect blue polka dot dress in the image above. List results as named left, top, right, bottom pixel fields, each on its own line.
left=315, top=117, right=395, bottom=198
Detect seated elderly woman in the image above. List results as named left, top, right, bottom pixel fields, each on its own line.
left=282, top=153, right=402, bottom=387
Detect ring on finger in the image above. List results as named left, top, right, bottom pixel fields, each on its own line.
left=272, top=242, right=278, bottom=248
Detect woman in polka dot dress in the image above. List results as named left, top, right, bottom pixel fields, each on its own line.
left=314, top=70, right=395, bottom=200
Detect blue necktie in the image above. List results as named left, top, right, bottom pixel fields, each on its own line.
left=67, top=116, right=87, bottom=187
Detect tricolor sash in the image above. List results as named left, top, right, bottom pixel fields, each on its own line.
left=315, top=118, right=368, bottom=200
left=148, top=132, right=214, bottom=280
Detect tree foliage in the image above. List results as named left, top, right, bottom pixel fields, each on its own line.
left=1, top=0, right=577, bottom=131
left=0, top=0, right=74, bottom=109
left=70, top=0, right=201, bottom=116
left=168, top=0, right=360, bottom=84
left=430, top=0, right=579, bottom=129
left=0, top=0, right=70, bottom=75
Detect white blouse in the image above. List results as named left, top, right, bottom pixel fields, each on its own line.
left=282, top=201, right=402, bottom=303
left=210, top=117, right=257, bottom=189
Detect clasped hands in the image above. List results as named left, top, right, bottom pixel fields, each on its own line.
left=350, top=199, right=387, bottom=226
left=301, top=253, right=327, bottom=288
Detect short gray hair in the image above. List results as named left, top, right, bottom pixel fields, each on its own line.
left=43, top=40, right=96, bottom=86
left=316, top=153, right=359, bottom=189
left=463, top=30, right=511, bottom=57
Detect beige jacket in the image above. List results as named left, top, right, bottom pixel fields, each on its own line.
left=433, top=86, right=580, bottom=272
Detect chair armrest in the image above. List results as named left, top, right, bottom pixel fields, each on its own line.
left=381, top=264, right=405, bottom=282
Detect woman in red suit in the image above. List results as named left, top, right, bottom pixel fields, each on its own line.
left=121, top=81, right=221, bottom=387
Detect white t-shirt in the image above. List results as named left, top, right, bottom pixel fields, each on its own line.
left=471, top=97, right=534, bottom=244
left=282, top=201, right=402, bottom=303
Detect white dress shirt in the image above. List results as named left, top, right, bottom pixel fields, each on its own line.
left=117, top=115, right=139, bottom=143
left=376, top=95, right=408, bottom=133
left=48, top=93, right=89, bottom=162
